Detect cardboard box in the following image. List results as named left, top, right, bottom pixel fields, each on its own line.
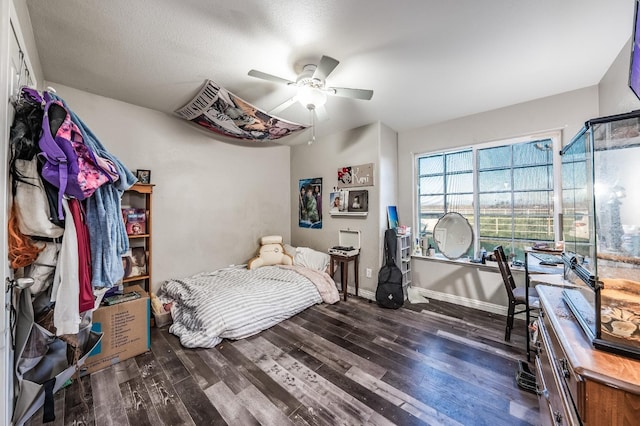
left=82, top=285, right=150, bottom=374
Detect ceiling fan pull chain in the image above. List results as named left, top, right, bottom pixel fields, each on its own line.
left=309, top=108, right=316, bottom=145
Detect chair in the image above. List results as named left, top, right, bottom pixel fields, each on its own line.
left=494, top=245, right=539, bottom=342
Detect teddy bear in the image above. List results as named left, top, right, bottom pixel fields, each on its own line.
left=247, top=235, right=293, bottom=269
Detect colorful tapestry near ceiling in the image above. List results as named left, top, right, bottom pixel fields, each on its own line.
left=175, top=80, right=308, bottom=141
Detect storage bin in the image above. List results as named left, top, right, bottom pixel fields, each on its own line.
left=153, top=310, right=172, bottom=328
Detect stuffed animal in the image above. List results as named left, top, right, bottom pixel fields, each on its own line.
left=247, top=235, right=293, bottom=269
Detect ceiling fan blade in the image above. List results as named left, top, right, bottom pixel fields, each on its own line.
left=312, top=55, right=339, bottom=80
left=248, top=69, right=295, bottom=86
left=328, top=87, right=374, bottom=101
left=314, top=104, right=329, bottom=122
left=269, top=96, right=298, bottom=115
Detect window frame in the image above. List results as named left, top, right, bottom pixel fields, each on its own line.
left=414, top=131, right=562, bottom=259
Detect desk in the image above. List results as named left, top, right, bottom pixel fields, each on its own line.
left=330, top=253, right=359, bottom=301
left=524, top=247, right=564, bottom=361
left=529, top=273, right=565, bottom=287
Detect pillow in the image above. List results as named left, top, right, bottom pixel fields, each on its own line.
left=292, top=247, right=330, bottom=273
left=283, top=243, right=297, bottom=258
left=247, top=235, right=293, bottom=270
left=261, top=235, right=284, bottom=245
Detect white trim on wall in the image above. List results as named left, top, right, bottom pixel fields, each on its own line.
left=2, top=3, right=41, bottom=422
left=409, top=287, right=506, bottom=316
left=357, top=285, right=510, bottom=317
left=1, top=0, right=12, bottom=422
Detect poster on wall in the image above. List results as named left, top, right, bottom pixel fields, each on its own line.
left=337, top=163, right=374, bottom=188
left=299, top=178, right=323, bottom=228
left=175, top=80, right=308, bottom=142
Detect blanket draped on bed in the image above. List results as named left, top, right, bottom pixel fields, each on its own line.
left=159, top=265, right=339, bottom=348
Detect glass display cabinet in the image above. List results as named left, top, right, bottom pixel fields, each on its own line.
left=561, top=110, right=640, bottom=359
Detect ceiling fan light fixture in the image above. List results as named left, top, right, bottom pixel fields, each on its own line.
left=249, top=55, right=373, bottom=121
left=297, top=86, right=326, bottom=109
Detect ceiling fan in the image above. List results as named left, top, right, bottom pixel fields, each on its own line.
left=248, top=55, right=374, bottom=122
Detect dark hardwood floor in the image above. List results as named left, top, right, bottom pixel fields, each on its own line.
left=25, top=296, right=538, bottom=425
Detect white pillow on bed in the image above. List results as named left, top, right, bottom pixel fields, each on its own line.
left=284, top=244, right=330, bottom=273
left=283, top=243, right=297, bottom=258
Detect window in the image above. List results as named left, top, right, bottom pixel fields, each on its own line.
left=416, top=133, right=560, bottom=261
left=417, top=150, right=474, bottom=257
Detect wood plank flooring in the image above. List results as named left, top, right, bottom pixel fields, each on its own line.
left=25, top=296, right=538, bottom=425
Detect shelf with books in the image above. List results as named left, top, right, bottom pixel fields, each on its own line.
left=122, top=183, right=153, bottom=293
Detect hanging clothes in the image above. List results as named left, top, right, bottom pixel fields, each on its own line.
left=68, top=199, right=93, bottom=313
left=50, top=93, right=137, bottom=288
left=9, top=87, right=131, bottom=423
left=51, top=198, right=80, bottom=335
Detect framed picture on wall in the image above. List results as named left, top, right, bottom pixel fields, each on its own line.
left=348, top=190, right=368, bottom=212
left=136, top=169, right=151, bottom=184
left=329, top=191, right=348, bottom=213
left=131, top=247, right=147, bottom=277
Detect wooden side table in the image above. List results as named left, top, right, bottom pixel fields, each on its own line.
left=329, top=253, right=359, bottom=301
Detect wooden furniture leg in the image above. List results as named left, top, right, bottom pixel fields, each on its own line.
left=330, top=257, right=335, bottom=280
left=354, top=255, right=359, bottom=297
left=341, top=259, right=348, bottom=301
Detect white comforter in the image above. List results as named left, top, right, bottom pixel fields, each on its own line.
left=159, top=265, right=339, bottom=348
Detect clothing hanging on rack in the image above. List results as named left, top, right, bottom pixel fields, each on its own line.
left=8, top=86, right=136, bottom=423
left=69, top=198, right=94, bottom=313
left=50, top=198, right=80, bottom=336
left=50, top=93, right=137, bottom=288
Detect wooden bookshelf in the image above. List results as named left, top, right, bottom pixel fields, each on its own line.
left=122, top=183, right=153, bottom=292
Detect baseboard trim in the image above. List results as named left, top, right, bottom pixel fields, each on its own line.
left=346, top=286, right=511, bottom=318
left=414, top=288, right=507, bottom=316
left=355, top=288, right=375, bottom=301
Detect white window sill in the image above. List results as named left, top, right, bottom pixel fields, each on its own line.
left=411, top=254, right=525, bottom=273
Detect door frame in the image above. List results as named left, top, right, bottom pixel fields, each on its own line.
left=1, top=1, right=39, bottom=422
left=0, top=0, right=13, bottom=421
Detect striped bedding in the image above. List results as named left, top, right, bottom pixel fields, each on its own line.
left=159, top=265, right=338, bottom=348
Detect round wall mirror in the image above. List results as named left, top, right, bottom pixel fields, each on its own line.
left=433, top=212, right=474, bottom=259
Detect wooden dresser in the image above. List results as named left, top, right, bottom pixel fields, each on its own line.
left=535, top=286, right=640, bottom=425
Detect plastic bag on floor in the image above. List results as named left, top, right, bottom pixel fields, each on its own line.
left=12, top=287, right=101, bottom=425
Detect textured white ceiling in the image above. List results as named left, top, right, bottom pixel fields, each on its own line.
left=25, top=0, right=636, bottom=144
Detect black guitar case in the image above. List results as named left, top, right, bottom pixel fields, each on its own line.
left=375, top=229, right=404, bottom=309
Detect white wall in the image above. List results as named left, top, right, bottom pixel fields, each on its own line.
left=290, top=122, right=388, bottom=296
left=50, top=84, right=291, bottom=293
left=412, top=258, right=525, bottom=313
left=599, top=39, right=640, bottom=116
left=397, top=86, right=599, bottom=310
left=400, top=38, right=640, bottom=315
left=597, top=40, right=640, bottom=241
left=378, top=123, right=399, bottom=266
